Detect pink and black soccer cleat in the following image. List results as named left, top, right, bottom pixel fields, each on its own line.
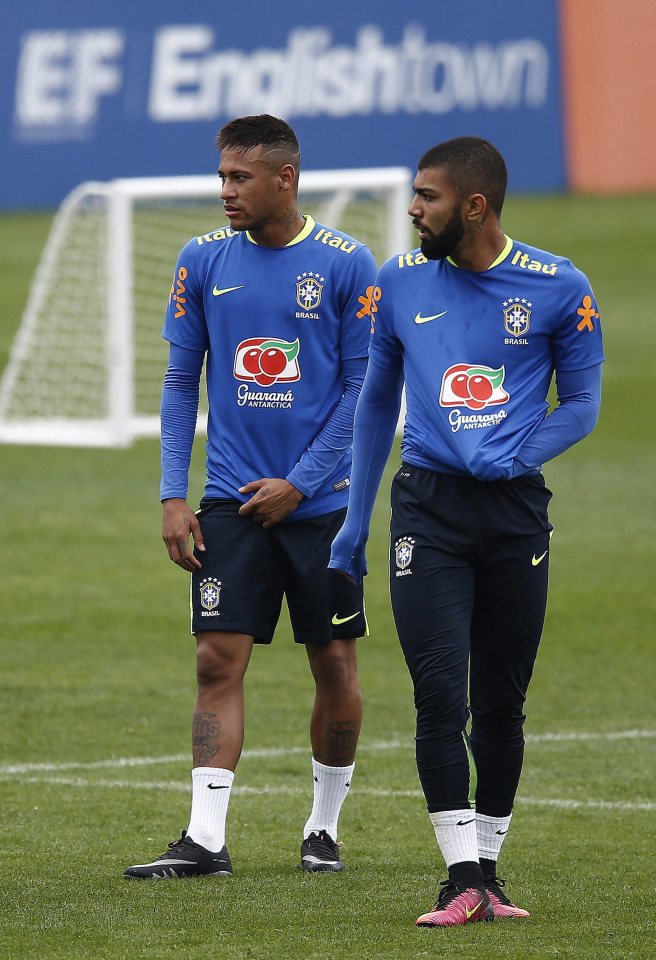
left=484, top=876, right=530, bottom=918
left=416, top=881, right=494, bottom=927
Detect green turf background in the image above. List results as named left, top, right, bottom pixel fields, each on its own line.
left=0, top=197, right=654, bottom=958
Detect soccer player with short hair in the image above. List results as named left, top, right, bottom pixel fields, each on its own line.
left=124, top=115, right=377, bottom=879
left=330, top=137, right=604, bottom=925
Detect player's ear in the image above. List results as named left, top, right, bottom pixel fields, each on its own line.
left=464, top=192, right=487, bottom=225
left=278, top=163, right=297, bottom=192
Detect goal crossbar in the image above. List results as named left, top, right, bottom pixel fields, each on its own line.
left=0, top=167, right=411, bottom=447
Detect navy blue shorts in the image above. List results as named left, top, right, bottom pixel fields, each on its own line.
left=190, top=499, right=366, bottom=644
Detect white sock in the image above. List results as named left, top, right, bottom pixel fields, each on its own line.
left=476, top=812, right=512, bottom=861
left=429, top=808, right=480, bottom=867
left=186, top=766, right=234, bottom=852
left=303, top=758, right=354, bottom=841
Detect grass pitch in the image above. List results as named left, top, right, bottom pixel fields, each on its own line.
left=0, top=196, right=654, bottom=959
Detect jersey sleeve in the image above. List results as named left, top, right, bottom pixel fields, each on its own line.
left=161, top=239, right=209, bottom=354
left=367, top=259, right=404, bottom=372
left=552, top=264, right=605, bottom=373
left=338, top=246, right=379, bottom=361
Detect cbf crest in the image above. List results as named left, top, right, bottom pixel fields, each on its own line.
left=503, top=298, right=532, bottom=337
left=394, top=536, right=415, bottom=578
left=200, top=578, right=221, bottom=611
left=296, top=272, right=325, bottom=311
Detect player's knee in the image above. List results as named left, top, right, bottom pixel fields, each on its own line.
left=195, top=635, right=245, bottom=690
left=312, top=643, right=359, bottom=695
left=470, top=708, right=526, bottom=746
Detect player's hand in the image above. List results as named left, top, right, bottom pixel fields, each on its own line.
left=238, top=478, right=304, bottom=528
left=162, top=498, right=205, bottom=571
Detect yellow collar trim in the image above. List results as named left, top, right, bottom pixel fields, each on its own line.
left=447, top=235, right=513, bottom=271
left=246, top=215, right=315, bottom=247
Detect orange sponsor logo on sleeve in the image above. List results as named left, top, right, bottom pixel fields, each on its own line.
left=356, top=284, right=382, bottom=332
left=576, top=294, right=599, bottom=332
left=169, top=266, right=188, bottom=319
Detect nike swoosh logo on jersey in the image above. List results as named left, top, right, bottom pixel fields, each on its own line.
left=212, top=284, right=245, bottom=296
left=331, top=612, right=360, bottom=625
left=414, top=310, right=447, bottom=324
left=465, top=901, right=483, bottom=919
left=532, top=550, right=548, bottom=566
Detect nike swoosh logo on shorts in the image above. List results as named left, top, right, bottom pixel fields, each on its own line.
left=532, top=550, right=548, bottom=566
left=331, top=612, right=360, bottom=625
left=212, top=284, right=245, bottom=296
left=414, top=310, right=447, bottom=324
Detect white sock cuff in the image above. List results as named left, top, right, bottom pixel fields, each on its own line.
left=192, top=767, right=234, bottom=782
left=312, top=758, right=355, bottom=777
left=476, top=812, right=512, bottom=861
left=429, top=808, right=475, bottom=827
left=429, top=808, right=479, bottom=868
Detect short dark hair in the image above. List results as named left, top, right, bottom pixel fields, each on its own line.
left=418, top=137, right=507, bottom=216
left=216, top=114, right=300, bottom=169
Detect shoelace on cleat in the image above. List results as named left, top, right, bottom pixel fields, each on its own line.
left=433, top=880, right=466, bottom=909
left=485, top=876, right=515, bottom=906
left=305, top=830, right=341, bottom=858
left=166, top=831, right=196, bottom=854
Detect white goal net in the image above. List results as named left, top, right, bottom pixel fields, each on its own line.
left=0, top=168, right=411, bottom=447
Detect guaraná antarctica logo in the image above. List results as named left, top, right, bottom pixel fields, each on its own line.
left=233, top=337, right=301, bottom=386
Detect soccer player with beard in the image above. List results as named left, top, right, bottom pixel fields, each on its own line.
left=330, top=137, right=604, bottom=926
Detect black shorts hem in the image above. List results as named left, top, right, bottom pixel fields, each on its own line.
left=192, top=621, right=273, bottom=645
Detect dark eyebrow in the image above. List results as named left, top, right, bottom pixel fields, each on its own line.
left=217, top=166, right=252, bottom=177
left=414, top=186, right=437, bottom=198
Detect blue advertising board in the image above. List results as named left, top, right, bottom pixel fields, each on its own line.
left=0, top=0, right=564, bottom=208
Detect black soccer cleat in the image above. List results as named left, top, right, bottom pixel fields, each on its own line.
left=300, top=830, right=345, bottom=872
left=123, top=831, right=233, bottom=879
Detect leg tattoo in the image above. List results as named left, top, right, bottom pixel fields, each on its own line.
left=192, top=712, right=220, bottom=766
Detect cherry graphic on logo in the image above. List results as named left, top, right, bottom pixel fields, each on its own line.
left=242, top=348, right=263, bottom=375
left=451, top=373, right=470, bottom=399
left=259, top=347, right=287, bottom=377
left=468, top=375, right=493, bottom=404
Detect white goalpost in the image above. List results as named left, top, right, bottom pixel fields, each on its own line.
left=0, top=167, right=412, bottom=447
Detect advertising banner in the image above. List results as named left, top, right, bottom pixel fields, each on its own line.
left=1, top=0, right=564, bottom=208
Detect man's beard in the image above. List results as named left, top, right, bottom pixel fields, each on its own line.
left=419, top=208, right=465, bottom=260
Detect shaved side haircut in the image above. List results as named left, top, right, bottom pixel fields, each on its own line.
left=216, top=114, right=301, bottom=173
left=419, top=137, right=508, bottom=216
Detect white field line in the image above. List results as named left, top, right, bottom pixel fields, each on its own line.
left=1, top=729, right=654, bottom=814
left=10, top=776, right=656, bottom=812
left=1, top=729, right=655, bottom=777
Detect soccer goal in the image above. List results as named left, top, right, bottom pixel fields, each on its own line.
left=0, top=168, right=412, bottom=447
